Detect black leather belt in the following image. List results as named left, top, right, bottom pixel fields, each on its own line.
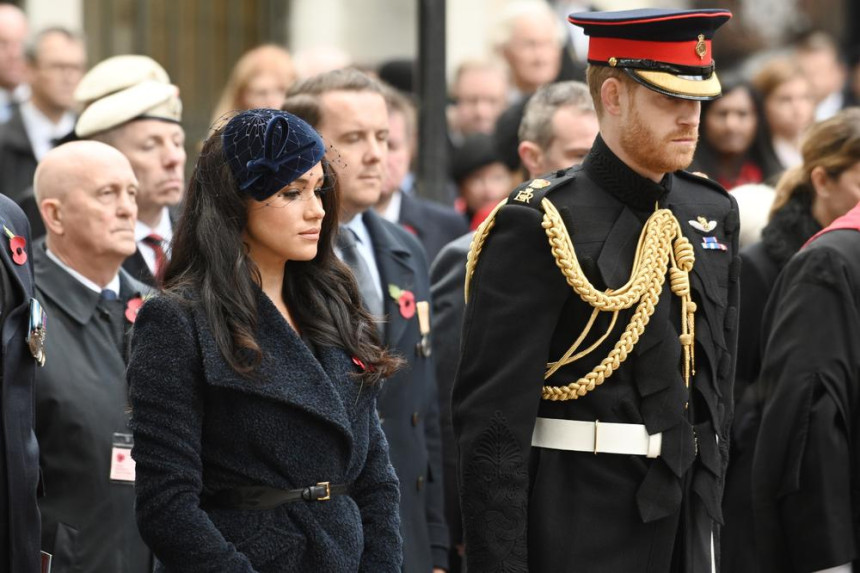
left=203, top=482, right=350, bottom=510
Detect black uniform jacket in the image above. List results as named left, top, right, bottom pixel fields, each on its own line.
left=362, top=209, right=449, bottom=571
left=752, top=227, right=860, bottom=573
left=34, top=245, right=153, bottom=572
left=0, top=196, right=40, bottom=573
left=453, top=136, right=740, bottom=573
left=127, top=290, right=402, bottom=572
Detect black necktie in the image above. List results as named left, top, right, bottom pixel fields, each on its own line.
left=337, top=227, right=384, bottom=320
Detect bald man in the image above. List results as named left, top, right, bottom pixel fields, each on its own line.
left=0, top=4, right=29, bottom=122
left=33, top=141, right=153, bottom=572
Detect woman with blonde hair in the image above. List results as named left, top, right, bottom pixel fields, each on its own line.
left=211, top=44, right=296, bottom=123
left=722, top=107, right=860, bottom=573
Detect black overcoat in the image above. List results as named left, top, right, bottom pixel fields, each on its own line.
left=0, top=195, right=40, bottom=573
left=453, top=136, right=740, bottom=572
left=34, top=245, right=153, bottom=572
left=0, top=106, right=38, bottom=203
left=752, top=226, right=860, bottom=572
left=127, top=290, right=402, bottom=572
left=362, top=209, right=449, bottom=571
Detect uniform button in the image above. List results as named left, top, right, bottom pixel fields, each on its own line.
left=729, top=256, right=742, bottom=283
left=411, top=412, right=419, bottom=426
left=417, top=475, right=425, bottom=491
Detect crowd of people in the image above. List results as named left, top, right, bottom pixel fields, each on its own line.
left=0, top=1, right=858, bottom=572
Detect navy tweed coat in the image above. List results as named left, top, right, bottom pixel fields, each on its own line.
left=127, top=290, right=402, bottom=572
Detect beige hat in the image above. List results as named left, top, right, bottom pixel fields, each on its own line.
left=75, top=80, right=182, bottom=138
left=74, top=55, right=171, bottom=105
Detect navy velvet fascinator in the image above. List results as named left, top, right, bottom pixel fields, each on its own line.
left=222, top=108, right=326, bottom=201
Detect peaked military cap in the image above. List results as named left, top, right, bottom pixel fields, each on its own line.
left=569, top=8, right=732, bottom=100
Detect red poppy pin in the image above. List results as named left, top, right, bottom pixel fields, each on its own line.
left=388, top=284, right=416, bottom=319
left=3, top=225, right=27, bottom=265
left=125, top=296, right=145, bottom=323
left=352, top=356, right=374, bottom=372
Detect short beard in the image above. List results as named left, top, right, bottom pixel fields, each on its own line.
left=621, top=105, right=698, bottom=175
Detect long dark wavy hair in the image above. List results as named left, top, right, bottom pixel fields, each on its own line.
left=162, top=124, right=401, bottom=385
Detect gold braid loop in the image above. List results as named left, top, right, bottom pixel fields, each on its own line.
left=464, top=198, right=508, bottom=303
left=539, top=197, right=696, bottom=401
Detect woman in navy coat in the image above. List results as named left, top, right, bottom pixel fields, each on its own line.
left=127, top=109, right=403, bottom=572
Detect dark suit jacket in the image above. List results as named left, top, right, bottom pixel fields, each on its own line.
left=0, top=195, right=40, bottom=573
left=453, top=136, right=740, bottom=572
left=361, top=209, right=449, bottom=571
left=0, top=106, right=38, bottom=203
left=34, top=245, right=153, bottom=573
left=399, top=193, right=469, bottom=264
left=128, top=291, right=402, bottom=572
left=429, top=231, right=473, bottom=571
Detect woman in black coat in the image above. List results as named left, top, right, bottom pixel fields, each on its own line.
left=127, top=109, right=403, bottom=572
left=722, top=108, right=860, bottom=572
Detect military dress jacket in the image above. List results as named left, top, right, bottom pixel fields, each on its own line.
left=453, top=136, right=740, bottom=573
left=0, top=196, right=40, bottom=573
left=362, top=209, right=449, bottom=572
left=127, top=290, right=402, bottom=572
left=34, top=245, right=153, bottom=573
left=752, top=223, right=860, bottom=573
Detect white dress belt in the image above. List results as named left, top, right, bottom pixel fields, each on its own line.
left=531, top=417, right=662, bottom=458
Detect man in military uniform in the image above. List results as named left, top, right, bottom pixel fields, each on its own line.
left=453, top=9, right=739, bottom=573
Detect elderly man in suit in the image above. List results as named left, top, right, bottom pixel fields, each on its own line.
left=285, top=68, right=449, bottom=573
left=430, top=79, right=598, bottom=573
left=72, top=56, right=185, bottom=287
left=32, top=141, right=153, bottom=572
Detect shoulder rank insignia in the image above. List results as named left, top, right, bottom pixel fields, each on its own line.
left=514, top=178, right=550, bottom=203
left=689, top=216, right=717, bottom=233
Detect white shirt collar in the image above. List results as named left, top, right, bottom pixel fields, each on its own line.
left=19, top=100, right=75, bottom=160
left=46, top=248, right=121, bottom=296
left=380, top=189, right=402, bottom=223
left=134, top=207, right=173, bottom=242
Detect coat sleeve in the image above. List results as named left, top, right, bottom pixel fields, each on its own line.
left=753, top=245, right=860, bottom=572
left=127, top=296, right=257, bottom=572
left=353, top=398, right=403, bottom=572
left=452, top=203, right=570, bottom=571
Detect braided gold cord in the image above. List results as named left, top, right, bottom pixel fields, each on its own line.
left=464, top=198, right=508, bottom=303
left=540, top=197, right=696, bottom=401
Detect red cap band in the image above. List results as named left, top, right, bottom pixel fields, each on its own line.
left=588, top=37, right=712, bottom=68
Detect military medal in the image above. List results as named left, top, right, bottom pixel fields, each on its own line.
left=688, top=216, right=717, bottom=233
left=3, top=225, right=27, bottom=265
left=415, top=301, right=431, bottom=358
left=27, top=298, right=47, bottom=366
left=701, top=236, right=728, bottom=251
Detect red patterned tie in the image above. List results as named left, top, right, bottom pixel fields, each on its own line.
left=141, top=233, right=166, bottom=281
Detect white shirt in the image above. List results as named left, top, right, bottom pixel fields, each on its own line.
left=0, top=84, right=30, bottom=123
left=19, top=100, right=75, bottom=160
left=338, top=213, right=384, bottom=302
left=46, top=248, right=120, bottom=297
left=380, top=189, right=402, bottom=223
left=772, top=137, right=803, bottom=170
left=815, top=90, right=844, bottom=121
left=134, top=208, right=174, bottom=274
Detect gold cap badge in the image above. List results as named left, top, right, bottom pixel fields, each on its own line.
left=695, top=34, right=707, bottom=60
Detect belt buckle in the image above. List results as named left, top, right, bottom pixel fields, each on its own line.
left=316, top=481, right=331, bottom=501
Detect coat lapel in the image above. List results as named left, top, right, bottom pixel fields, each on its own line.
left=363, top=210, right=416, bottom=347
left=196, top=290, right=354, bottom=450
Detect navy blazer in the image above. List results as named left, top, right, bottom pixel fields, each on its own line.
left=127, top=291, right=402, bottom=572
left=398, top=193, right=469, bottom=264
left=0, top=195, right=40, bottom=573
left=362, top=209, right=449, bottom=571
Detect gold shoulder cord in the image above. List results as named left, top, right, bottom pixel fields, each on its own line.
left=465, top=197, right=697, bottom=402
